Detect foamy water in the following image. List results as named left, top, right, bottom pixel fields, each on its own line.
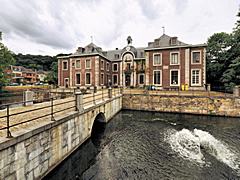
left=165, top=128, right=240, bottom=172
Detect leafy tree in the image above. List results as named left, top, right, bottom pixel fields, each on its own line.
left=0, top=41, right=15, bottom=89
left=206, top=32, right=231, bottom=87
left=44, top=58, right=58, bottom=85
left=207, top=9, right=240, bottom=91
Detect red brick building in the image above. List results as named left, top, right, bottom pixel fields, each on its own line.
left=58, top=34, right=206, bottom=90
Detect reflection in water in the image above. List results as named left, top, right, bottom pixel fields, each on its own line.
left=45, top=110, right=240, bottom=180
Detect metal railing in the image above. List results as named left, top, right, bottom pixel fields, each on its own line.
left=0, top=88, right=122, bottom=138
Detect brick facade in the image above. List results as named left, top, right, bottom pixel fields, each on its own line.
left=58, top=34, right=206, bottom=90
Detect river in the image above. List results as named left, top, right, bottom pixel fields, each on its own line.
left=44, top=110, right=240, bottom=180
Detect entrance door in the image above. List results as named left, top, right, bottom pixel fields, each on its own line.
left=125, top=74, right=131, bottom=87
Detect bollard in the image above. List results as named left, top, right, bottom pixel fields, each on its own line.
left=23, top=90, right=34, bottom=106
left=108, top=87, right=112, bottom=98
left=233, top=86, right=240, bottom=97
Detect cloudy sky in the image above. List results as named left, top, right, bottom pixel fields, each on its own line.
left=0, top=0, right=239, bottom=55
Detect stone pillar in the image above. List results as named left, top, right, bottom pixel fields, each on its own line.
left=233, top=86, right=240, bottom=97
left=185, top=48, right=190, bottom=85
left=23, top=90, right=34, bottom=106
left=108, top=87, right=112, bottom=98
left=145, top=52, right=149, bottom=85
left=75, top=92, right=83, bottom=112
left=120, top=61, right=123, bottom=86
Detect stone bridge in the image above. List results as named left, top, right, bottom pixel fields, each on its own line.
left=0, top=88, right=122, bottom=180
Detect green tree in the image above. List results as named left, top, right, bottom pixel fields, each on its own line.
left=206, top=32, right=231, bottom=87
left=0, top=41, right=15, bottom=89
left=220, top=10, right=240, bottom=90
left=45, top=59, right=58, bottom=85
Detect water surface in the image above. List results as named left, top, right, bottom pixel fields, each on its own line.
left=45, top=110, right=240, bottom=180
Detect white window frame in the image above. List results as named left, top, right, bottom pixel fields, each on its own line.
left=112, top=63, right=118, bottom=72
left=191, top=69, right=201, bottom=86
left=107, top=62, right=110, bottom=71
left=62, top=60, right=68, bottom=70
left=112, top=74, right=118, bottom=85
left=170, top=52, right=180, bottom=65
left=75, top=73, right=81, bottom=85
left=85, top=59, right=91, bottom=69
left=153, top=70, right=162, bottom=86
left=191, top=50, right=201, bottom=64
left=170, top=69, right=180, bottom=86
left=85, top=72, right=91, bottom=85
left=153, top=53, right=162, bottom=66
left=75, top=59, right=81, bottom=69
left=101, top=60, right=104, bottom=70
left=100, top=73, right=104, bottom=85
left=138, top=73, right=145, bottom=85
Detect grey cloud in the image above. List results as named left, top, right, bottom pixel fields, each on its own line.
left=138, top=0, right=159, bottom=19
left=0, top=0, right=79, bottom=49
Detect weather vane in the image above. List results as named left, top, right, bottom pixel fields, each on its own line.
left=162, top=26, right=165, bottom=35
left=91, top=36, right=93, bottom=43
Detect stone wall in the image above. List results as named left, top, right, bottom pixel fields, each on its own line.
left=0, top=96, right=122, bottom=180
left=122, top=94, right=240, bottom=117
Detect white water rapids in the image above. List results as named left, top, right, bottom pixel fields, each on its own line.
left=165, top=128, right=240, bottom=172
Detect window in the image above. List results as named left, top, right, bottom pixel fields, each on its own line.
left=139, top=74, right=145, bottom=84
left=107, top=62, right=110, bottom=71
left=115, top=54, right=120, bottom=59
left=170, top=70, right=179, bottom=86
left=191, top=69, right=201, bottom=85
left=192, top=51, right=201, bottom=64
left=153, top=53, right=162, bottom=65
left=113, top=75, right=118, bottom=85
left=127, top=63, right=131, bottom=70
left=170, top=52, right=179, bottom=65
left=76, top=73, right=81, bottom=85
left=153, top=70, right=161, bottom=85
left=101, top=73, right=104, bottom=85
left=86, top=73, right=91, bottom=85
left=101, top=60, right=104, bottom=70
left=113, top=63, right=118, bottom=72
left=85, top=59, right=91, bottom=69
left=62, top=61, right=68, bottom=70
left=76, top=60, right=81, bottom=69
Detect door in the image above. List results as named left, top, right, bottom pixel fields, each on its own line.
left=125, top=74, right=131, bottom=87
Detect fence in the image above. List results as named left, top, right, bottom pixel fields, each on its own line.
left=0, top=88, right=122, bottom=138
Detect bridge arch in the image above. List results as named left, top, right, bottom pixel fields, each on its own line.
left=91, top=112, right=106, bottom=146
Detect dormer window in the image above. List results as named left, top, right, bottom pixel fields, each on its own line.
left=170, top=37, right=177, bottom=45
left=115, top=54, right=120, bottom=59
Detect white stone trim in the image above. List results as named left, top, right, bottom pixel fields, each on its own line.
left=191, top=69, right=202, bottom=86
left=191, top=50, right=201, bottom=64
left=185, top=49, right=190, bottom=85
left=170, top=69, right=180, bottom=86
left=153, top=70, right=162, bottom=86
left=153, top=53, right=162, bottom=66
left=170, top=51, right=180, bottom=65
